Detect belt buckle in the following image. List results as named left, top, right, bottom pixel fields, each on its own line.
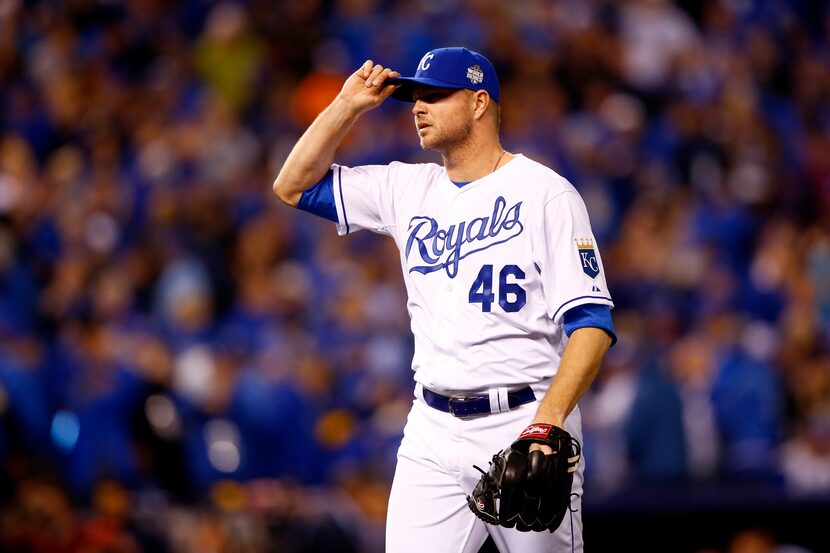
left=448, top=395, right=480, bottom=419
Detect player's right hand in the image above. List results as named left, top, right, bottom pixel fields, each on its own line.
left=337, top=60, right=400, bottom=115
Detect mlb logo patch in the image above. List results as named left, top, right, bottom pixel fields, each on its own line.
left=576, top=238, right=599, bottom=278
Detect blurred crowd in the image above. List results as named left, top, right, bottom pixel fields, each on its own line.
left=0, top=0, right=829, bottom=551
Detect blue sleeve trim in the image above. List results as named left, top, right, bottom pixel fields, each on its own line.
left=563, top=304, right=617, bottom=346
left=337, top=166, right=350, bottom=234
left=552, top=295, right=613, bottom=321
left=297, top=169, right=337, bottom=222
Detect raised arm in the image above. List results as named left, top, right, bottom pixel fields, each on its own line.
left=272, top=61, right=400, bottom=207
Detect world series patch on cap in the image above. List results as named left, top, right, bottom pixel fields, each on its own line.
left=388, top=47, right=500, bottom=103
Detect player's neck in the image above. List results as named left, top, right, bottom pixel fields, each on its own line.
left=442, top=140, right=510, bottom=183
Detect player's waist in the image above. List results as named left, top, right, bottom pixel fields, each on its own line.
left=416, top=382, right=536, bottom=419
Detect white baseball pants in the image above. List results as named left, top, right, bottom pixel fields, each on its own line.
left=386, top=386, right=585, bottom=553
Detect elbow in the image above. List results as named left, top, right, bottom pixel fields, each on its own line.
left=272, top=175, right=300, bottom=207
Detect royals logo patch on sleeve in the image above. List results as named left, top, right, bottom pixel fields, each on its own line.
left=575, top=238, right=600, bottom=278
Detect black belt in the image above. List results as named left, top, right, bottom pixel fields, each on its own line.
left=422, top=386, right=536, bottom=418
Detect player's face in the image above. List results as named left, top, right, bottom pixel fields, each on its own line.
left=411, top=87, right=474, bottom=152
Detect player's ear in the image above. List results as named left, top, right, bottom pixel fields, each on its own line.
left=472, top=90, right=490, bottom=121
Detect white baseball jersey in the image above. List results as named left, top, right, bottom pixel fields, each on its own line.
left=329, top=154, right=613, bottom=394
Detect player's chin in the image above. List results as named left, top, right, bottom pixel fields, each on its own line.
left=417, top=129, right=431, bottom=149
left=417, top=131, right=442, bottom=151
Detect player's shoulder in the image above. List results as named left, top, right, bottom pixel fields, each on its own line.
left=339, top=160, right=444, bottom=192
left=510, top=155, right=577, bottom=200
left=338, top=160, right=443, bottom=177
left=388, top=160, right=445, bottom=179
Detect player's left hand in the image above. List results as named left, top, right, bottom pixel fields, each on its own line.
left=528, top=442, right=554, bottom=455
left=466, top=423, right=581, bottom=532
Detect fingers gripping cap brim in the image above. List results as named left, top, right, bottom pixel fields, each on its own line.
left=387, top=77, right=498, bottom=103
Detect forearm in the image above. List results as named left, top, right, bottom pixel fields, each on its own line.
left=534, top=327, right=612, bottom=427
left=273, top=60, right=400, bottom=207
left=272, top=96, right=360, bottom=207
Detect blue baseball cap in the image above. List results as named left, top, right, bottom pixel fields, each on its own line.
left=388, top=47, right=500, bottom=103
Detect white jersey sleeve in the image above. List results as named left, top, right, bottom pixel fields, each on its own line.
left=332, top=163, right=400, bottom=238
left=532, top=189, right=614, bottom=324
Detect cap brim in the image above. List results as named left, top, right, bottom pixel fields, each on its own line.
left=386, top=77, right=465, bottom=102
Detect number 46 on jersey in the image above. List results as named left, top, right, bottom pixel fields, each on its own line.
left=468, top=264, right=526, bottom=313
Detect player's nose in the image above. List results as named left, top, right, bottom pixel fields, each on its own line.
left=412, top=100, right=427, bottom=116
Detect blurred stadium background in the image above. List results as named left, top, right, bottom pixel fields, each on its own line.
left=0, top=0, right=829, bottom=551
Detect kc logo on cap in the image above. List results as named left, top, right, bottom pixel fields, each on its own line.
left=418, top=52, right=434, bottom=72
left=388, top=47, right=500, bottom=103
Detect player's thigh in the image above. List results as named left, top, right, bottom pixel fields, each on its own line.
left=386, top=402, right=489, bottom=553
left=386, top=448, right=489, bottom=553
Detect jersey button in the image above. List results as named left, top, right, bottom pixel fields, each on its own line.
left=446, top=285, right=453, bottom=291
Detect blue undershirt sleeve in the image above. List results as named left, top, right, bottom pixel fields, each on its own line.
left=297, top=169, right=337, bottom=222
left=562, top=304, right=617, bottom=346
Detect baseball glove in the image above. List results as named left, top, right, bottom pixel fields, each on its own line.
left=466, top=423, right=581, bottom=532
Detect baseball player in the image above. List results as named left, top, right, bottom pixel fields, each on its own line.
left=273, top=48, right=615, bottom=552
